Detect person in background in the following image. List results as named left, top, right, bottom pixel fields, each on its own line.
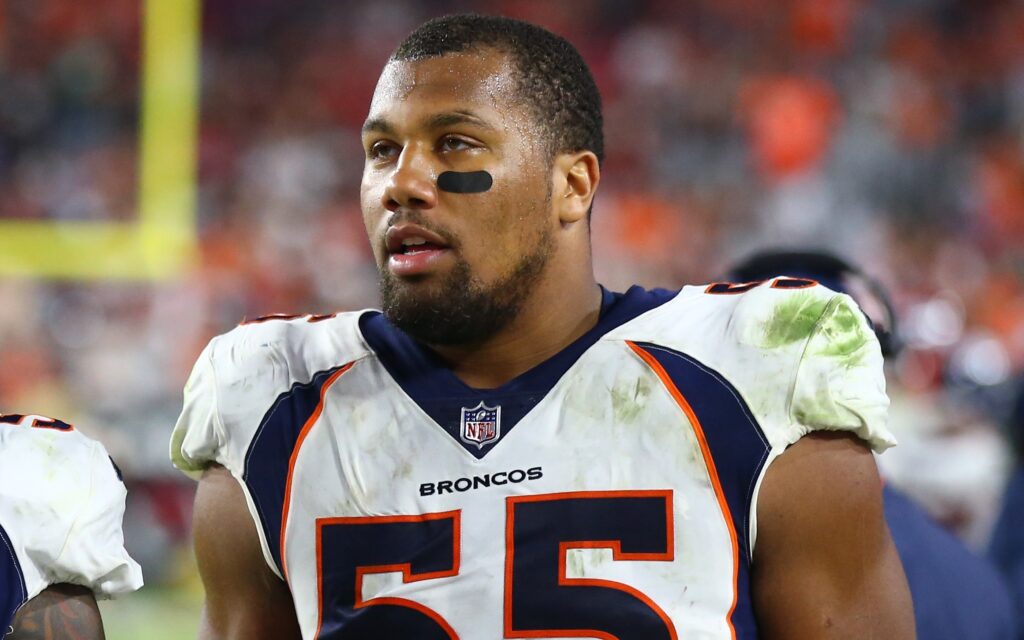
left=989, top=377, right=1024, bottom=639
left=728, top=249, right=1018, bottom=640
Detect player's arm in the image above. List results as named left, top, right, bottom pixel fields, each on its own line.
left=8, top=584, right=103, bottom=640
left=193, top=464, right=301, bottom=640
left=752, top=431, right=915, bottom=639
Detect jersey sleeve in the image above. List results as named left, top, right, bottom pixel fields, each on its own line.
left=786, top=292, right=895, bottom=452
left=45, top=440, right=144, bottom=599
left=0, top=426, right=143, bottom=608
left=170, top=313, right=371, bottom=481
left=169, top=324, right=295, bottom=479
left=170, top=337, right=227, bottom=479
left=168, top=314, right=370, bottom=581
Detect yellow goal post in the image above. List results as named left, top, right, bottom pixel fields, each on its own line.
left=0, top=0, right=200, bottom=280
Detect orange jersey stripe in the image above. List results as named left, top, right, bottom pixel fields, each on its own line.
left=279, top=361, right=356, bottom=582
left=627, top=340, right=740, bottom=640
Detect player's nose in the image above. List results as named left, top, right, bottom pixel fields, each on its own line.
left=382, top=146, right=438, bottom=212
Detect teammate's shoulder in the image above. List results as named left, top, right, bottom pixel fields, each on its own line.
left=0, top=413, right=105, bottom=463
left=0, top=413, right=124, bottom=494
left=0, top=412, right=143, bottom=605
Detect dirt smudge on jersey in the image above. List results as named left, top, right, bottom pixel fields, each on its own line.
left=393, top=447, right=416, bottom=481
left=610, top=374, right=652, bottom=423
left=563, top=547, right=614, bottom=581
left=565, top=548, right=587, bottom=578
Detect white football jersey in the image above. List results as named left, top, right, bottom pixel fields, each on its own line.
left=0, top=413, right=143, bottom=629
left=172, top=281, right=894, bottom=639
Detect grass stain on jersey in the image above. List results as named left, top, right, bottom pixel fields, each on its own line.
left=791, top=389, right=837, bottom=427
left=611, top=375, right=652, bottom=423
left=761, top=292, right=831, bottom=349
left=762, top=294, right=872, bottom=365
left=811, top=298, right=870, bottom=360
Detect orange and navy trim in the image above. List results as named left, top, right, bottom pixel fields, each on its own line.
left=627, top=341, right=770, bottom=639
left=705, top=277, right=818, bottom=295
left=242, top=361, right=357, bottom=578
left=0, top=414, right=74, bottom=431
left=279, top=364, right=355, bottom=581
left=239, top=312, right=340, bottom=326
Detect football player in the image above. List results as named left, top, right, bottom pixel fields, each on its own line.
left=1, top=413, right=143, bottom=639
left=173, top=14, right=914, bottom=639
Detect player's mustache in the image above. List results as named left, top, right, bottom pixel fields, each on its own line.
left=385, top=210, right=460, bottom=249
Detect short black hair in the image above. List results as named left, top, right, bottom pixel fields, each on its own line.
left=391, top=13, right=604, bottom=164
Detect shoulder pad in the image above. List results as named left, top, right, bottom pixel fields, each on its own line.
left=171, top=310, right=372, bottom=476
left=611, top=280, right=894, bottom=452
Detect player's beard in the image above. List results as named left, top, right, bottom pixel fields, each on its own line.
left=379, top=224, right=553, bottom=347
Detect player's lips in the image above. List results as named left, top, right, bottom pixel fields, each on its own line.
left=385, top=224, right=453, bottom=277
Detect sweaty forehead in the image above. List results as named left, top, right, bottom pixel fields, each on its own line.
left=368, top=51, right=519, bottom=119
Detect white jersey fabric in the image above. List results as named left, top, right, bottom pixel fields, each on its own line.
left=172, top=282, right=894, bottom=639
left=0, top=414, right=143, bottom=629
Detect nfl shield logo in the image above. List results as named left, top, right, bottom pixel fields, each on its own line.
left=460, top=401, right=501, bottom=450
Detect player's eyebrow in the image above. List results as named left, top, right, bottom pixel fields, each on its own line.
left=362, top=111, right=498, bottom=138
left=361, top=117, right=396, bottom=136
left=423, top=110, right=497, bottom=132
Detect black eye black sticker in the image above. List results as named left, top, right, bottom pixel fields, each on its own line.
left=437, top=170, right=493, bottom=194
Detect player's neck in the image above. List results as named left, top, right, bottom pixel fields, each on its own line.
left=427, top=268, right=602, bottom=389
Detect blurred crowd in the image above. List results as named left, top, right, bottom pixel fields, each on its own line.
left=0, top=0, right=1022, bottom=594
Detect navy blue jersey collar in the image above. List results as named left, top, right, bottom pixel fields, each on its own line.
left=358, top=286, right=675, bottom=458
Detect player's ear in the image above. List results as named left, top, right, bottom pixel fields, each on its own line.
left=552, top=151, right=600, bottom=225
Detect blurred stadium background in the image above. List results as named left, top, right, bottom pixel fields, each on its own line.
left=1, top=0, right=1023, bottom=637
